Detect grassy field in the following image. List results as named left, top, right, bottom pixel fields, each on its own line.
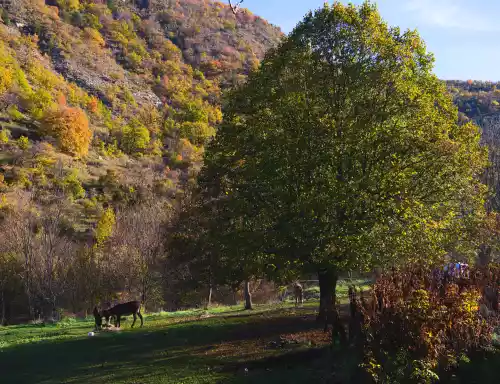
left=0, top=278, right=371, bottom=384
left=0, top=302, right=336, bottom=384
left=1, top=278, right=499, bottom=384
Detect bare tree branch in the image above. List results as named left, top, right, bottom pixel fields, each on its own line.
left=228, top=0, right=243, bottom=15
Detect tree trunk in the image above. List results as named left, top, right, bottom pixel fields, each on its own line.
left=205, top=270, right=213, bottom=310
left=24, top=262, right=35, bottom=320
left=1, top=290, right=5, bottom=326
left=244, top=280, right=252, bottom=310
left=141, top=278, right=147, bottom=313
left=317, top=267, right=338, bottom=321
left=478, top=244, right=492, bottom=266
left=205, top=285, right=213, bottom=310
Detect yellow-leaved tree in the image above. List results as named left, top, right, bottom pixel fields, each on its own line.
left=95, top=207, right=116, bottom=248
left=41, top=106, right=92, bottom=156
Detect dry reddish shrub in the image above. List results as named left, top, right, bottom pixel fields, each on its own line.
left=359, top=265, right=498, bottom=383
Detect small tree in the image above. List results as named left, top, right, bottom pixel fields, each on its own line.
left=108, top=199, right=170, bottom=311
left=95, top=207, right=116, bottom=248
left=1, top=9, right=11, bottom=26
left=121, top=119, right=150, bottom=154
left=2, top=194, right=75, bottom=320
left=0, top=128, right=10, bottom=144
left=0, top=253, right=22, bottom=325
left=41, top=106, right=91, bottom=156
left=179, top=121, right=215, bottom=146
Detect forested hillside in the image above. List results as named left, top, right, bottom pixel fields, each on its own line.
left=447, top=80, right=500, bottom=211
left=0, top=0, right=281, bottom=323
left=447, top=80, right=500, bottom=120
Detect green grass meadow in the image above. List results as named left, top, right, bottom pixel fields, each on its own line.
left=1, top=279, right=499, bottom=384
left=0, top=302, right=332, bottom=384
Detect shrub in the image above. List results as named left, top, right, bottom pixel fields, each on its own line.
left=56, top=0, right=80, bottom=12
left=0, top=129, right=10, bottom=144
left=109, top=72, right=123, bottom=81
left=121, top=88, right=137, bottom=106
left=17, top=136, right=29, bottom=150
left=359, top=265, right=496, bottom=383
left=179, top=121, right=215, bottom=145
left=106, top=140, right=122, bottom=157
left=150, top=139, right=163, bottom=156
left=70, top=11, right=83, bottom=26
left=223, top=20, right=236, bottom=31
left=0, top=61, right=14, bottom=95
left=1, top=9, right=10, bottom=25
left=61, top=170, right=85, bottom=200
left=7, top=105, right=24, bottom=120
left=14, top=68, right=32, bottom=95
left=126, top=51, right=143, bottom=69
left=83, top=28, right=105, bottom=48
left=86, top=96, right=99, bottom=114
left=121, top=119, right=150, bottom=154
left=41, top=106, right=92, bottom=156
left=82, top=13, right=102, bottom=30
left=181, top=101, right=209, bottom=123
left=15, top=168, right=32, bottom=188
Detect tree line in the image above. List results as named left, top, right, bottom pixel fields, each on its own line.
left=0, top=188, right=172, bottom=323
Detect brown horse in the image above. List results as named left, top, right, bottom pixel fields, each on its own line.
left=293, top=282, right=303, bottom=306
left=94, top=300, right=143, bottom=329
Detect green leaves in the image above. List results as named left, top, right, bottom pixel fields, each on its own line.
left=197, top=1, right=488, bottom=281
left=121, top=118, right=150, bottom=155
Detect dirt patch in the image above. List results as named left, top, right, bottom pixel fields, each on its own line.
left=279, top=329, right=331, bottom=346
left=202, top=323, right=331, bottom=361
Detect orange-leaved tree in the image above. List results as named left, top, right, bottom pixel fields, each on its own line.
left=41, top=106, right=92, bottom=156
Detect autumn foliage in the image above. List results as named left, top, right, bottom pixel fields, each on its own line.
left=41, top=106, right=92, bottom=156
left=354, top=265, right=499, bottom=382
left=87, top=96, right=99, bottom=114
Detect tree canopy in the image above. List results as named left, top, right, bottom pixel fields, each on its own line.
left=41, top=106, right=92, bottom=157
left=196, top=2, right=488, bottom=294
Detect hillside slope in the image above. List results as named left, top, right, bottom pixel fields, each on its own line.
left=0, top=0, right=283, bottom=322
left=446, top=80, right=500, bottom=211
left=0, top=0, right=282, bottom=223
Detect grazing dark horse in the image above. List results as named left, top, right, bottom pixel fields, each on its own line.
left=94, top=300, right=144, bottom=329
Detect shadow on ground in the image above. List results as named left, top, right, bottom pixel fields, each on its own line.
left=3, top=306, right=499, bottom=384
left=0, top=310, right=324, bottom=384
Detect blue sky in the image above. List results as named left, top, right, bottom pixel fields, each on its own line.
left=245, top=0, right=500, bottom=81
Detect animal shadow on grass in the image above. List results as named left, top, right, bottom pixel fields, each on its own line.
left=0, top=313, right=320, bottom=384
